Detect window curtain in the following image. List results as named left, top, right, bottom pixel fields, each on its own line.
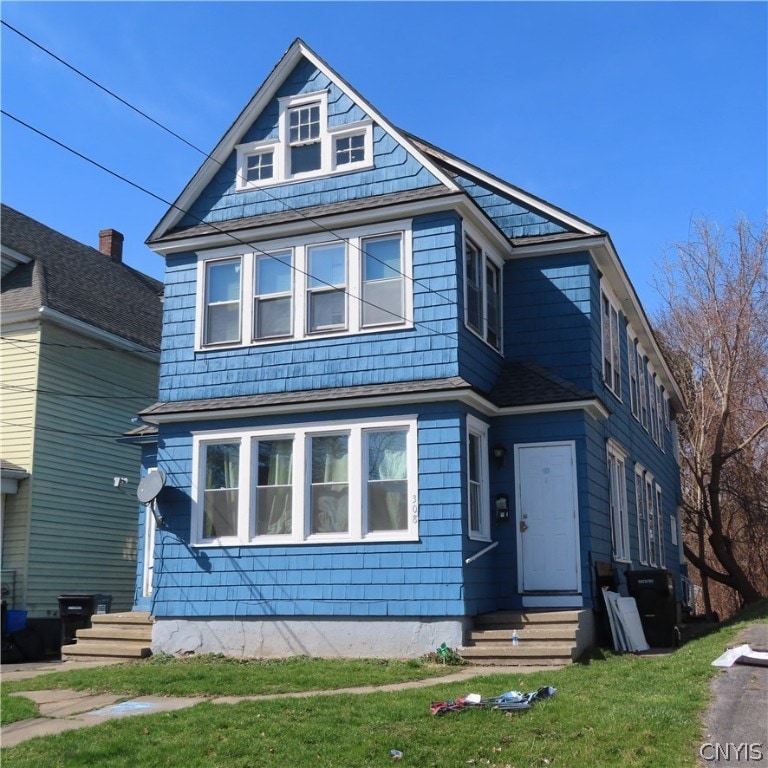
left=368, top=431, right=407, bottom=531
left=257, top=440, right=292, bottom=535
left=204, top=443, right=239, bottom=538
left=311, top=435, right=349, bottom=533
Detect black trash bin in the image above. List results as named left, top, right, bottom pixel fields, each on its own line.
left=626, top=570, right=677, bottom=647
left=58, top=594, right=112, bottom=647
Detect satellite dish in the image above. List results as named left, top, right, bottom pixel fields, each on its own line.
left=137, top=469, right=166, bottom=504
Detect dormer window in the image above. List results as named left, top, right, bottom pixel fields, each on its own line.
left=235, top=91, right=373, bottom=190
left=288, top=102, right=321, bottom=173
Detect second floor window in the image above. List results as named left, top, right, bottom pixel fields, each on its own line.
left=464, top=234, right=502, bottom=352
left=601, top=290, right=621, bottom=397
left=197, top=221, right=411, bottom=349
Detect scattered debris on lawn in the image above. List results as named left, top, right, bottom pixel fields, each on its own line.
left=430, top=686, right=556, bottom=715
left=389, top=748, right=403, bottom=760
left=712, top=644, right=768, bottom=668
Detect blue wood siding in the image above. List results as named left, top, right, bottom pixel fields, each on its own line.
left=151, top=403, right=474, bottom=619
left=158, top=211, right=462, bottom=401
left=453, top=175, right=570, bottom=239
left=181, top=61, right=443, bottom=230
left=506, top=252, right=595, bottom=389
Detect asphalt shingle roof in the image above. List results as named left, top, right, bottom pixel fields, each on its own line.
left=1, top=205, right=163, bottom=351
left=490, top=361, right=596, bottom=407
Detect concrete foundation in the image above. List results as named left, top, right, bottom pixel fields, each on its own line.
left=152, top=617, right=467, bottom=659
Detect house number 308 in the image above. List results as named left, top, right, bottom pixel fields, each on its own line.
left=411, top=495, right=418, bottom=524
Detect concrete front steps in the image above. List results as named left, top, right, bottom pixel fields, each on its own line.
left=461, top=609, right=594, bottom=666
left=60, top=612, right=153, bottom=662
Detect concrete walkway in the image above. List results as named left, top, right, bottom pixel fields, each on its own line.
left=2, top=663, right=554, bottom=748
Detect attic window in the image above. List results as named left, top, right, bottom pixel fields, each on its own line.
left=235, top=91, right=373, bottom=190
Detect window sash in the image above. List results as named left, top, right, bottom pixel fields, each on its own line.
left=635, top=469, right=649, bottom=564
left=465, top=238, right=482, bottom=333
left=467, top=419, right=490, bottom=541
left=361, top=234, right=403, bottom=327
left=608, top=445, right=629, bottom=560
left=601, top=292, right=621, bottom=396
left=204, top=260, right=241, bottom=345
left=202, top=442, right=240, bottom=540
left=628, top=333, right=639, bottom=419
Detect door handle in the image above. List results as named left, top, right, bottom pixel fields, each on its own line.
left=519, top=520, right=528, bottom=533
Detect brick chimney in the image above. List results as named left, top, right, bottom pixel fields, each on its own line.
left=98, top=229, right=124, bottom=262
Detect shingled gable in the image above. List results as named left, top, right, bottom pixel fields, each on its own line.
left=1, top=204, right=163, bottom=352
left=146, top=38, right=462, bottom=245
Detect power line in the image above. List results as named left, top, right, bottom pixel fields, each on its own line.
left=2, top=109, right=463, bottom=346
left=0, top=335, right=154, bottom=352
left=0, top=383, right=154, bottom=400
left=1, top=20, right=480, bottom=323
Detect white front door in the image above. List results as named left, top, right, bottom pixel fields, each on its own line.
left=515, top=442, right=580, bottom=594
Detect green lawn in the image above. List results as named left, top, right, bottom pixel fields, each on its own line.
left=2, top=601, right=766, bottom=768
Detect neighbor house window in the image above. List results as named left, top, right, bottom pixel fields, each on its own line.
left=467, top=416, right=490, bottom=541
left=204, top=259, right=242, bottom=345
left=202, top=442, right=240, bottom=540
left=607, top=440, right=630, bottom=561
left=464, top=233, right=502, bottom=351
left=196, top=221, right=411, bottom=349
left=193, top=417, right=418, bottom=545
left=601, top=289, right=621, bottom=397
left=235, top=91, right=373, bottom=189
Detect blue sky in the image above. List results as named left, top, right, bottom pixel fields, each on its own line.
left=2, top=1, right=766, bottom=315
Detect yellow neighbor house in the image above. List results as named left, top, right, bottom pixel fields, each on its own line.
left=1, top=205, right=162, bottom=656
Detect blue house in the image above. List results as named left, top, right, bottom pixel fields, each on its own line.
left=135, top=39, right=685, bottom=662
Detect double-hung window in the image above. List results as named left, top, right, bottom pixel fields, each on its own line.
left=607, top=440, right=630, bottom=561
left=204, top=259, right=242, bottom=345
left=655, top=484, right=665, bottom=566
left=637, top=346, right=648, bottom=430
left=288, top=101, right=322, bottom=174
left=467, top=416, right=490, bottom=541
left=201, top=441, right=241, bottom=541
left=464, top=233, right=502, bottom=351
left=645, top=473, right=657, bottom=566
left=635, top=464, right=649, bottom=564
left=193, top=417, right=418, bottom=545
left=254, top=250, right=293, bottom=339
left=362, top=234, right=404, bottom=327
left=628, top=332, right=640, bottom=420
left=601, top=289, right=621, bottom=397
left=197, top=221, right=411, bottom=348
left=307, top=242, right=347, bottom=332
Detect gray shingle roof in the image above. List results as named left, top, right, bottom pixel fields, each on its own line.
left=152, top=186, right=455, bottom=244
left=1, top=458, right=29, bottom=477
left=490, top=361, right=596, bottom=407
left=1, top=205, right=163, bottom=351
left=140, top=376, right=474, bottom=417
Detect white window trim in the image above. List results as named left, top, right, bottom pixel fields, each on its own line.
left=463, top=225, right=504, bottom=354
left=191, top=416, right=419, bottom=546
left=601, top=284, right=622, bottom=399
left=637, top=343, right=649, bottom=431
left=194, top=220, right=413, bottom=351
left=635, top=463, right=649, bottom=565
left=628, top=330, right=640, bottom=421
left=467, top=414, right=491, bottom=542
left=235, top=90, right=374, bottom=190
left=655, top=483, right=665, bottom=567
left=607, top=439, right=630, bottom=562
left=645, top=471, right=657, bottom=567
left=200, top=255, right=244, bottom=347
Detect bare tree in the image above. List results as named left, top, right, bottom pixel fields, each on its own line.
left=655, top=217, right=768, bottom=614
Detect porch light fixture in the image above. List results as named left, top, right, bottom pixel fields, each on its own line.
left=492, top=444, right=507, bottom=468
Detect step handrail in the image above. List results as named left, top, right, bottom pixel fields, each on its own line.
left=465, top=540, right=498, bottom=564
